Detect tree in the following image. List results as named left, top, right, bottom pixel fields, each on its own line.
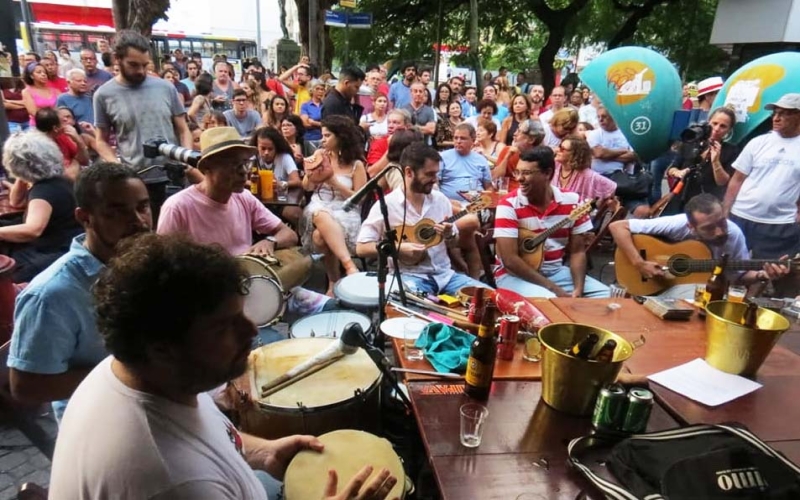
left=112, top=0, right=171, bottom=36
left=293, top=0, right=336, bottom=71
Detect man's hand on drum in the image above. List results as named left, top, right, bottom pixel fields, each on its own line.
left=324, top=465, right=399, bottom=500
left=249, top=238, right=275, bottom=257
left=245, top=434, right=324, bottom=479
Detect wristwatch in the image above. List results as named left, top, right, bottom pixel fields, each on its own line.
left=265, top=235, right=278, bottom=245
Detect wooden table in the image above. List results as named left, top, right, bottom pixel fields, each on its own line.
left=409, top=380, right=679, bottom=499
left=261, top=187, right=303, bottom=208
left=388, top=299, right=571, bottom=382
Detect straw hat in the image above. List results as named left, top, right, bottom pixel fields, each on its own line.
left=196, top=127, right=256, bottom=171
left=697, top=76, right=724, bottom=97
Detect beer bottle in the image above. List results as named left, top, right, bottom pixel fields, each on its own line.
left=741, top=301, right=759, bottom=328
left=249, top=162, right=261, bottom=197
left=464, top=299, right=499, bottom=400
left=702, top=253, right=729, bottom=305
left=568, top=333, right=599, bottom=359
left=592, top=339, right=617, bottom=363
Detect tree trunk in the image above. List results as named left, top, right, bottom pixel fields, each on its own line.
left=294, top=0, right=334, bottom=71
left=469, top=0, right=482, bottom=94
left=112, top=0, right=171, bottom=36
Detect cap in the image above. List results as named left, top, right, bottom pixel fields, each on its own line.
left=697, top=76, right=724, bottom=97
left=765, top=93, right=800, bottom=111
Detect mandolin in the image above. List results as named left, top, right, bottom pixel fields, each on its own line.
left=517, top=199, right=596, bottom=269
left=395, top=194, right=491, bottom=248
left=614, top=234, right=800, bottom=296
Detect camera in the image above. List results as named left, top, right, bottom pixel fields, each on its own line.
left=680, top=122, right=711, bottom=143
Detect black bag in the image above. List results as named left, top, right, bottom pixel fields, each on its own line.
left=609, top=168, right=653, bottom=198
left=568, top=424, right=800, bottom=500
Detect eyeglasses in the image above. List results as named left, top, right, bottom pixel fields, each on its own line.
left=558, top=144, right=572, bottom=152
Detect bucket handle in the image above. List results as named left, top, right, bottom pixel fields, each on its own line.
left=631, top=335, right=646, bottom=350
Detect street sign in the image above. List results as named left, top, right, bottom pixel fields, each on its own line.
left=340, top=0, right=357, bottom=7
left=324, top=10, right=373, bottom=29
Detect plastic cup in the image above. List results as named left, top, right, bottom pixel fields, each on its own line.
left=404, top=323, right=424, bottom=361
left=608, top=284, right=627, bottom=310
left=728, top=285, right=746, bottom=303
left=460, top=403, right=489, bottom=448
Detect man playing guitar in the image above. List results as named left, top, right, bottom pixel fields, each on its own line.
left=494, top=147, right=609, bottom=298
left=356, top=143, right=490, bottom=295
left=610, top=193, right=789, bottom=299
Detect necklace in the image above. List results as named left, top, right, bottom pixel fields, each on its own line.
left=559, top=168, right=575, bottom=188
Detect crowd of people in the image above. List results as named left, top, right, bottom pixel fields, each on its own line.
left=2, top=28, right=800, bottom=499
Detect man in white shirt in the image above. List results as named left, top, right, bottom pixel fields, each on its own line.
left=610, top=194, right=787, bottom=299
left=723, top=93, right=800, bottom=262
left=356, top=143, right=489, bottom=295
left=49, top=234, right=398, bottom=500
left=538, top=85, right=567, bottom=127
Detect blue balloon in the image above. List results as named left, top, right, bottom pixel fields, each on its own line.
left=581, top=47, right=682, bottom=162
left=712, top=52, right=800, bottom=144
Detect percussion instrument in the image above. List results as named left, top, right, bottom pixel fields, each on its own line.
left=284, top=429, right=407, bottom=500
left=240, top=338, right=382, bottom=439
left=334, top=272, right=399, bottom=313
left=290, top=310, right=372, bottom=339
left=238, top=248, right=311, bottom=326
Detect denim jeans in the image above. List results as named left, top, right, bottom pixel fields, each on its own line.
left=649, top=151, right=678, bottom=205
left=496, top=266, right=610, bottom=298
left=254, top=470, right=283, bottom=499
left=403, top=272, right=491, bottom=296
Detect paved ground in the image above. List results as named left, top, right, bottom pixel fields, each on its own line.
left=0, top=411, right=57, bottom=500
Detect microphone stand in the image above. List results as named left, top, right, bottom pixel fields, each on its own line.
left=374, top=183, right=408, bottom=347
left=357, top=326, right=412, bottom=410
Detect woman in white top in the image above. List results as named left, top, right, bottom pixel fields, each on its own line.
left=251, top=126, right=303, bottom=225
left=359, top=92, right=389, bottom=138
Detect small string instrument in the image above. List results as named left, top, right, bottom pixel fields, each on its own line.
left=395, top=194, right=491, bottom=248
left=517, top=199, right=596, bottom=269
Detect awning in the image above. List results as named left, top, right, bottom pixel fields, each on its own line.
left=29, top=3, right=115, bottom=27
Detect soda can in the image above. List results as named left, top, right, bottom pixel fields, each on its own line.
left=468, top=288, right=485, bottom=325
left=621, top=388, right=654, bottom=433
left=497, top=315, right=519, bottom=361
left=591, top=384, right=627, bottom=431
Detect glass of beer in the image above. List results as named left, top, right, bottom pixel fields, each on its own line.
left=728, top=285, right=747, bottom=303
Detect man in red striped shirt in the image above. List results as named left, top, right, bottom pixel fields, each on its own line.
left=494, top=147, right=609, bottom=298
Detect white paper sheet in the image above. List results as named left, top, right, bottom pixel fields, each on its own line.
left=647, top=358, right=763, bottom=407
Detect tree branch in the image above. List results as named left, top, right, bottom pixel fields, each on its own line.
left=608, top=0, right=679, bottom=48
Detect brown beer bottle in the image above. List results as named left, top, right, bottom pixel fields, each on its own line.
left=568, top=333, right=599, bottom=359
left=741, top=301, right=759, bottom=328
left=464, top=299, right=499, bottom=400
left=702, top=253, right=729, bottom=305
left=592, top=339, right=617, bottom=363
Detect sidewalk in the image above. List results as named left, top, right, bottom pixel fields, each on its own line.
left=0, top=413, right=56, bottom=500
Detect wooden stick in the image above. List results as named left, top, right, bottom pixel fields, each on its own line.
left=260, top=357, right=340, bottom=398
left=391, top=367, right=463, bottom=379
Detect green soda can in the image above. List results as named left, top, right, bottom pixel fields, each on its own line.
left=591, top=384, right=627, bottom=431
left=621, top=388, right=654, bottom=433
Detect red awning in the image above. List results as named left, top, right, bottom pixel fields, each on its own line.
left=29, top=3, right=115, bottom=27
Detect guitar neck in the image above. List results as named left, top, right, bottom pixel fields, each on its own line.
left=681, top=259, right=784, bottom=272
left=444, top=209, right=469, bottom=224
left=530, top=216, right=574, bottom=246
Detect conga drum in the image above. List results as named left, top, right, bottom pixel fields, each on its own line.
left=284, top=429, right=407, bottom=500
left=240, top=338, right=382, bottom=439
left=334, top=272, right=400, bottom=315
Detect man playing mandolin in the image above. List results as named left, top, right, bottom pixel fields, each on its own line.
left=494, top=147, right=609, bottom=298
left=610, top=193, right=789, bottom=299
left=356, top=143, right=490, bottom=295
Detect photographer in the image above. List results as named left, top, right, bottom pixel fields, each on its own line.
left=666, top=107, right=738, bottom=208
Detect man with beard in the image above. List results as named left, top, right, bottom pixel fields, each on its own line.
left=357, top=143, right=488, bottom=295
left=609, top=193, right=786, bottom=299
left=494, top=147, right=609, bottom=298
left=528, top=84, right=546, bottom=117
left=7, top=163, right=152, bottom=423
left=48, top=234, right=398, bottom=500
left=389, top=61, right=416, bottom=109
left=93, top=30, right=196, bottom=221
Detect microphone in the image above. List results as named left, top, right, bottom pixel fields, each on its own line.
left=342, top=164, right=396, bottom=212
left=341, top=322, right=366, bottom=354
left=143, top=138, right=201, bottom=168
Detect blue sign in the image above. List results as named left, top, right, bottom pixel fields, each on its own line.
left=325, top=10, right=373, bottom=29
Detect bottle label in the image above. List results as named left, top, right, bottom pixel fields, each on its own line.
left=477, top=325, right=493, bottom=339
left=465, top=357, right=494, bottom=387
left=701, top=290, right=711, bottom=306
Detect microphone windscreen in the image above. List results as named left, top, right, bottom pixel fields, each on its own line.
left=340, top=322, right=364, bottom=354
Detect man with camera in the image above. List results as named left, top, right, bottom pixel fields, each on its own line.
left=723, top=93, right=800, bottom=264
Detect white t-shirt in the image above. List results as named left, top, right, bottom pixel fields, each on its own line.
left=49, top=357, right=267, bottom=500
left=465, top=115, right=501, bottom=131
left=259, top=152, right=299, bottom=183
left=579, top=104, right=599, bottom=128
left=587, top=128, right=632, bottom=175
left=359, top=113, right=389, bottom=137
left=731, top=131, right=800, bottom=224
left=628, top=214, right=750, bottom=278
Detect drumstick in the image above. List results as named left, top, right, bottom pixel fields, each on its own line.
left=388, top=302, right=435, bottom=323
left=389, top=300, right=479, bottom=333
left=260, top=357, right=341, bottom=398
left=400, top=292, right=470, bottom=320
left=260, top=340, right=346, bottom=393
left=391, top=367, right=462, bottom=379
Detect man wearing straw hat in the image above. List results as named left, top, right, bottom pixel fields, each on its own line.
left=158, top=127, right=337, bottom=339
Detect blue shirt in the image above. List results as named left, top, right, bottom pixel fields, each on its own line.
left=495, top=104, right=509, bottom=122
left=300, top=100, right=323, bottom=141
left=389, top=80, right=412, bottom=109
left=56, top=93, right=94, bottom=124
left=7, top=235, right=106, bottom=422
left=181, top=78, right=196, bottom=95
left=438, top=149, right=492, bottom=200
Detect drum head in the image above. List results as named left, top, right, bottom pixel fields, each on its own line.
left=334, top=272, right=400, bottom=308
left=238, top=255, right=279, bottom=281
left=249, top=338, right=381, bottom=409
left=290, top=311, right=372, bottom=339
left=284, top=429, right=405, bottom=500
left=243, top=276, right=284, bottom=327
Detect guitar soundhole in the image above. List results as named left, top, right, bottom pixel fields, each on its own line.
left=668, top=255, right=691, bottom=277
left=417, top=227, right=436, bottom=243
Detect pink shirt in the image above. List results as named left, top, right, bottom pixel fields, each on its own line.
left=157, top=186, right=282, bottom=255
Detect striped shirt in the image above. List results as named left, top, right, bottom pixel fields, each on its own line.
left=494, top=186, right=592, bottom=278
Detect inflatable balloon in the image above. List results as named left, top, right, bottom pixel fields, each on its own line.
left=712, top=52, right=800, bottom=144
left=580, top=47, right=682, bottom=162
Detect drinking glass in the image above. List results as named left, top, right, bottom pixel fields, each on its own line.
left=404, top=323, right=424, bottom=361
left=495, top=177, right=509, bottom=195
left=608, top=284, right=627, bottom=310
left=521, top=331, right=542, bottom=362
left=460, top=403, right=489, bottom=448
left=728, top=285, right=747, bottom=303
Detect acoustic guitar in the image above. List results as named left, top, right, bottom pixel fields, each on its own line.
left=517, top=199, right=596, bottom=269
left=614, top=234, right=800, bottom=296
left=395, top=193, right=491, bottom=248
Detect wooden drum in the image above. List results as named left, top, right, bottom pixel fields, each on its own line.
left=240, top=338, right=382, bottom=439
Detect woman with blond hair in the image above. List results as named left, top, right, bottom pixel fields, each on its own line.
left=545, top=107, right=579, bottom=149
left=553, top=134, right=616, bottom=211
